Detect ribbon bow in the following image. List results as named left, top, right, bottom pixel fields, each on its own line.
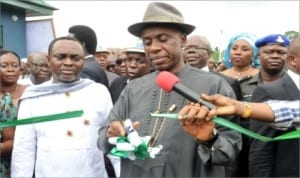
left=108, top=119, right=163, bottom=160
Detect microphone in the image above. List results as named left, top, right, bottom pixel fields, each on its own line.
left=156, top=71, right=215, bottom=109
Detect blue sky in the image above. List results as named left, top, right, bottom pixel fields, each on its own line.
left=40, top=1, right=299, bottom=50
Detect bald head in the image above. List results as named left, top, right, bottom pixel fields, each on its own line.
left=288, top=37, right=300, bottom=56
left=187, top=35, right=212, bottom=51
left=183, top=35, right=212, bottom=69
left=287, top=37, right=300, bottom=74
left=27, top=52, right=48, bottom=63
left=27, top=51, right=51, bottom=84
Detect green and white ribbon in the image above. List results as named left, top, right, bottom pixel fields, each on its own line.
left=108, top=119, right=163, bottom=160
left=109, top=136, right=150, bottom=160
left=150, top=113, right=300, bottom=142
left=0, top=110, right=84, bottom=128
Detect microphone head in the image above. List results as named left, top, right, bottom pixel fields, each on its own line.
left=156, top=71, right=180, bottom=92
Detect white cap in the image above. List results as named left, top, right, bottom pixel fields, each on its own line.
left=96, top=46, right=109, bottom=53
left=21, top=58, right=27, bottom=63
left=124, top=47, right=144, bottom=54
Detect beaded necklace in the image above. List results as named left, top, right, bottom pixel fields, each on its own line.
left=231, top=66, right=253, bottom=80
left=148, top=88, right=178, bottom=147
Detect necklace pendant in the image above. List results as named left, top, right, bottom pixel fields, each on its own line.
left=154, top=110, right=160, bottom=114
left=168, top=104, right=177, bottom=112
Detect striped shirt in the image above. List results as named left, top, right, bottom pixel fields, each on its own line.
left=267, top=100, right=300, bottom=130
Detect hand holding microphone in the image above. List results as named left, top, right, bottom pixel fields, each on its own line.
left=155, top=71, right=217, bottom=141
left=156, top=71, right=215, bottom=109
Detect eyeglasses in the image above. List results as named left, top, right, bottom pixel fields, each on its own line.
left=183, top=46, right=209, bottom=51
left=31, top=62, right=50, bottom=68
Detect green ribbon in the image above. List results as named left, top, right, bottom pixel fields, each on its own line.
left=110, top=137, right=133, bottom=158
left=110, top=136, right=149, bottom=160
left=0, top=110, right=84, bottom=128
left=150, top=113, right=300, bottom=142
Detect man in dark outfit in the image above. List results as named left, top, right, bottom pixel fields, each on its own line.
left=68, top=25, right=109, bottom=88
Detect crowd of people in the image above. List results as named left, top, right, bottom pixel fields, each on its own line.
left=0, top=1, right=299, bottom=178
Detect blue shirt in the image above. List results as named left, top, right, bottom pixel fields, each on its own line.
left=267, top=100, right=300, bottom=130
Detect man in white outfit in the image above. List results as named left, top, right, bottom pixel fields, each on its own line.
left=11, top=36, right=113, bottom=177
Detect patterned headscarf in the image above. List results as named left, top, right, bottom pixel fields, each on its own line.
left=223, top=32, right=260, bottom=68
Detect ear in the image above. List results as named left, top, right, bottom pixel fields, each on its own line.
left=180, top=34, right=187, bottom=48
left=287, top=54, right=296, bottom=66
left=207, top=52, right=212, bottom=58
left=26, top=61, right=31, bottom=68
left=257, top=49, right=262, bottom=59
left=47, top=55, right=51, bottom=63
left=81, top=42, right=88, bottom=55
left=81, top=42, right=86, bottom=48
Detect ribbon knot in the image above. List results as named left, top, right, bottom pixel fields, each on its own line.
left=108, top=119, right=163, bottom=160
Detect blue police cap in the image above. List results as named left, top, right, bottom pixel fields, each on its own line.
left=255, top=34, right=290, bottom=48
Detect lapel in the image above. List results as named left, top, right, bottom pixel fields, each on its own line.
left=281, top=73, right=300, bottom=99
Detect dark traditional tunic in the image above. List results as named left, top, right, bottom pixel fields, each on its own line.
left=98, top=65, right=242, bottom=177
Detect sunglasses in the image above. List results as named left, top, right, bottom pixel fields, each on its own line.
left=107, top=64, right=115, bottom=68
left=115, top=58, right=125, bottom=65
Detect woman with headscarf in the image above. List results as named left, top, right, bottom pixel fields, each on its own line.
left=220, top=33, right=261, bottom=177
left=0, top=49, right=27, bottom=178
left=221, top=32, right=260, bottom=81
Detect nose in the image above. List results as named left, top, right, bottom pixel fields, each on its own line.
left=40, top=64, right=50, bottom=69
left=40, top=66, right=50, bottom=72
left=270, top=51, right=283, bottom=58
left=6, top=65, right=16, bottom=72
left=187, top=48, right=196, bottom=54
left=233, top=49, right=242, bottom=55
left=120, top=61, right=126, bottom=67
left=128, top=60, right=138, bottom=68
left=184, top=46, right=196, bottom=53
left=63, top=57, right=74, bottom=65
left=148, top=40, right=161, bottom=53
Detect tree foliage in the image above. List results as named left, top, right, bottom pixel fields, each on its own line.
left=285, top=31, right=299, bottom=41
left=212, top=47, right=224, bottom=63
